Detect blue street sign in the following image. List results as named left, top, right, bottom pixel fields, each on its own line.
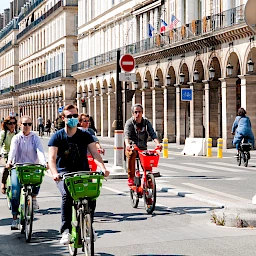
left=181, top=88, right=193, bottom=101
left=58, top=106, right=64, bottom=113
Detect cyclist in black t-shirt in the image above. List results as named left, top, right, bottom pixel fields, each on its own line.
left=48, top=104, right=109, bottom=245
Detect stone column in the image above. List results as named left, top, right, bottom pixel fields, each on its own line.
left=238, top=75, right=256, bottom=144
left=141, top=88, right=152, bottom=122
left=163, top=85, right=168, bottom=138
left=100, top=93, right=108, bottom=137
left=202, top=80, right=210, bottom=139
left=174, top=84, right=181, bottom=144
left=107, top=91, right=115, bottom=137
left=188, top=82, right=195, bottom=137
left=219, top=77, right=238, bottom=149
left=94, top=95, right=100, bottom=135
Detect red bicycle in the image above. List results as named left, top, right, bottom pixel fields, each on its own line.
left=128, top=145, right=160, bottom=214
left=88, top=149, right=107, bottom=171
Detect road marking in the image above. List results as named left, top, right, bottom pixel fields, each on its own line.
left=158, top=162, right=213, bottom=173
left=211, top=162, right=256, bottom=171
left=184, top=162, right=250, bottom=173
left=182, top=183, right=250, bottom=203
left=103, top=186, right=128, bottom=195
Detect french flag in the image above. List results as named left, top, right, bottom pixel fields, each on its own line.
left=160, top=19, right=168, bottom=33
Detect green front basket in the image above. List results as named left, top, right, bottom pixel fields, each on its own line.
left=17, top=165, right=45, bottom=185
left=65, top=174, right=103, bottom=201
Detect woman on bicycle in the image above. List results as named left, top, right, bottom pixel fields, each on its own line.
left=0, top=116, right=18, bottom=194
left=6, top=115, right=47, bottom=230
left=232, top=107, right=255, bottom=157
left=78, top=113, right=104, bottom=153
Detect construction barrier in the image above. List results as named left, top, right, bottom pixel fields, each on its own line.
left=181, top=138, right=206, bottom=156
left=217, top=138, right=223, bottom=158
left=162, top=138, right=168, bottom=158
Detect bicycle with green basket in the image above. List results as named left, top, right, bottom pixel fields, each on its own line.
left=6, top=163, right=46, bottom=242
left=61, top=171, right=104, bottom=256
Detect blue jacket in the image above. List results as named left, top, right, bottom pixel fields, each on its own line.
left=232, top=116, right=254, bottom=146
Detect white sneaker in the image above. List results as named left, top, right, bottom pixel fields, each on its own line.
left=32, top=198, right=39, bottom=210
left=60, top=229, right=71, bottom=245
left=11, top=219, right=19, bottom=230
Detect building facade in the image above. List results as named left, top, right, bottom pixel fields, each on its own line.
left=71, top=0, right=255, bottom=149
left=0, top=0, right=254, bottom=149
left=0, top=0, right=78, bottom=130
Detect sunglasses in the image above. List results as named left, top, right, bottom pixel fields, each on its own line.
left=134, top=111, right=142, bottom=114
left=22, top=123, right=32, bottom=126
left=7, top=122, right=17, bottom=125
left=81, top=120, right=90, bottom=123
left=65, top=114, right=79, bottom=119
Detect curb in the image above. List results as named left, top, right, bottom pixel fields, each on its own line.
left=212, top=203, right=256, bottom=227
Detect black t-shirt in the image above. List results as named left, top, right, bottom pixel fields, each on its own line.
left=48, top=128, right=94, bottom=172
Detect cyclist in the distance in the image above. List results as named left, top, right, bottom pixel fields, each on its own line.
left=124, top=104, right=162, bottom=186
left=48, top=104, right=109, bottom=245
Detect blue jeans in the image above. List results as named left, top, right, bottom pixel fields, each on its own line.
left=11, top=169, right=40, bottom=215
left=56, top=179, right=96, bottom=234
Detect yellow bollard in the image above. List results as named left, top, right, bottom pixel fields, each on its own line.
left=217, top=138, right=223, bottom=158
left=162, top=138, right=168, bottom=158
left=207, top=138, right=212, bottom=157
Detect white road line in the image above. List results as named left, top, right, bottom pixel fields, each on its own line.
left=210, top=162, right=256, bottom=171
left=103, top=186, right=128, bottom=195
left=184, top=162, right=250, bottom=173
left=182, top=183, right=250, bottom=203
left=158, top=162, right=213, bottom=173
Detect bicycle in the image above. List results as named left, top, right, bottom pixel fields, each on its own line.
left=61, top=171, right=104, bottom=256
left=128, top=145, right=160, bottom=214
left=6, top=163, right=46, bottom=242
left=88, top=149, right=107, bottom=172
left=237, top=138, right=252, bottom=167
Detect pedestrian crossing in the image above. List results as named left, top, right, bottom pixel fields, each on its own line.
left=156, top=161, right=256, bottom=174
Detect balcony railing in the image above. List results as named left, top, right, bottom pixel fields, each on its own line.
left=0, top=41, right=12, bottom=54
left=0, top=87, right=12, bottom=94
left=15, top=69, right=72, bottom=90
left=72, top=4, right=245, bottom=73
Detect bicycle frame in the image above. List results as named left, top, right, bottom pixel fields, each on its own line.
left=129, top=145, right=160, bottom=214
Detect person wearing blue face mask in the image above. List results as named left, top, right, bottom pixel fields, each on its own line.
left=48, top=104, right=110, bottom=245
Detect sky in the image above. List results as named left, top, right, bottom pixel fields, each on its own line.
left=0, top=0, right=11, bottom=14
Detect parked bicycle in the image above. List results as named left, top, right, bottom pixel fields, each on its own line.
left=61, top=171, right=104, bottom=256
left=128, top=145, right=160, bottom=214
left=237, top=138, right=252, bottom=167
left=6, top=163, right=46, bottom=242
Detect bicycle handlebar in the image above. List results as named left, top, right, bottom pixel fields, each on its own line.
left=132, top=144, right=161, bottom=153
left=11, top=163, right=47, bottom=169
left=59, top=171, right=105, bottom=180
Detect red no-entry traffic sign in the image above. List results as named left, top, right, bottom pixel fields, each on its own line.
left=119, top=54, right=135, bottom=72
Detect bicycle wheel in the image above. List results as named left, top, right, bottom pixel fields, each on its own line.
left=24, top=194, right=33, bottom=242
left=237, top=152, right=241, bottom=166
left=81, top=213, right=94, bottom=256
left=144, top=173, right=156, bottom=214
left=243, top=152, right=248, bottom=167
left=130, top=189, right=139, bottom=208
left=68, top=208, right=78, bottom=256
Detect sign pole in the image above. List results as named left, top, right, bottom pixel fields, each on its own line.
left=112, top=49, right=125, bottom=174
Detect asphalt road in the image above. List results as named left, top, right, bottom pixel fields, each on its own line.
left=1, top=134, right=256, bottom=255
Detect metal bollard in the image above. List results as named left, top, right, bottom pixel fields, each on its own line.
left=207, top=138, right=212, bottom=157
left=162, top=138, right=168, bottom=158
left=217, top=138, right=223, bottom=158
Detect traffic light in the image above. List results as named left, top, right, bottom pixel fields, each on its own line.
left=81, top=98, right=86, bottom=108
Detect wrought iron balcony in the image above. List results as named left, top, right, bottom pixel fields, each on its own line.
left=18, top=0, right=44, bottom=23
left=0, top=87, right=12, bottom=94
left=0, top=41, right=12, bottom=54
left=71, top=4, right=245, bottom=73
left=14, top=69, right=72, bottom=91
